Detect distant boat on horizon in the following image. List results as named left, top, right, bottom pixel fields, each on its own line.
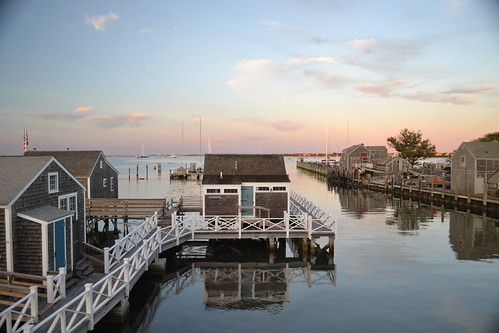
left=137, top=143, right=148, bottom=158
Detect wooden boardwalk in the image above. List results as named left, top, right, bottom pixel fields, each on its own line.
left=1, top=192, right=335, bottom=332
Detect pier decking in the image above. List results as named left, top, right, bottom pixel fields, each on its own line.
left=1, top=191, right=335, bottom=332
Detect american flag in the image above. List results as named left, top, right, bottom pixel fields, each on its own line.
left=23, top=123, right=28, bottom=153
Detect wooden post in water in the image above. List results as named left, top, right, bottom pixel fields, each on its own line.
left=128, top=168, right=131, bottom=181
left=483, top=183, right=488, bottom=209
left=136, top=164, right=139, bottom=180
left=146, top=165, right=149, bottom=180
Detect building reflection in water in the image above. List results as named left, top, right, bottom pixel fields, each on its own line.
left=449, top=211, right=499, bottom=261
left=385, top=198, right=438, bottom=231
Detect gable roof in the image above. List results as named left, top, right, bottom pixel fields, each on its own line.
left=0, top=156, right=53, bottom=206
left=24, top=150, right=116, bottom=177
left=460, top=142, right=499, bottom=159
left=202, top=154, right=290, bottom=185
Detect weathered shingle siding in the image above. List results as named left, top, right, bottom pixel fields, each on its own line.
left=11, top=161, right=85, bottom=274
left=0, top=209, right=6, bottom=271
left=255, top=193, right=288, bottom=218
left=451, top=145, right=477, bottom=193
left=204, top=195, right=239, bottom=215
left=89, top=157, right=118, bottom=198
left=15, top=220, right=42, bottom=274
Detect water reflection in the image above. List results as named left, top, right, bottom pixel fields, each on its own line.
left=386, top=198, right=439, bottom=231
left=449, top=212, right=499, bottom=261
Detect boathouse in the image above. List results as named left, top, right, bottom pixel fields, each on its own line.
left=0, top=156, right=86, bottom=276
left=451, top=142, right=499, bottom=195
left=201, top=154, right=291, bottom=218
left=25, top=150, right=118, bottom=198
left=339, top=144, right=388, bottom=172
left=373, top=156, right=411, bottom=175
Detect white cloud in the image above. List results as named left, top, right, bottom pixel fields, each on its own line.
left=444, top=0, right=469, bottom=15
left=84, top=12, right=119, bottom=31
left=270, top=120, right=303, bottom=132
left=87, top=113, right=151, bottom=128
left=285, top=57, right=336, bottom=65
left=348, top=38, right=377, bottom=48
left=74, top=106, right=92, bottom=116
left=263, top=21, right=300, bottom=31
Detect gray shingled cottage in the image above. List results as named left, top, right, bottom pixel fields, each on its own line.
left=451, top=142, right=499, bottom=195
left=25, top=150, right=118, bottom=198
left=0, top=156, right=86, bottom=276
left=202, top=154, right=291, bottom=218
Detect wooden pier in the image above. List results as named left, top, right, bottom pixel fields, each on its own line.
left=297, top=161, right=499, bottom=217
left=1, top=192, right=335, bottom=332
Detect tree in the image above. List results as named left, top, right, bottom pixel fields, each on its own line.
left=473, top=131, right=499, bottom=142
left=387, top=128, right=436, bottom=167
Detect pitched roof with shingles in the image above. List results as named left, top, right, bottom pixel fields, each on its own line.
left=461, top=142, right=499, bottom=159
left=24, top=150, right=104, bottom=177
left=202, top=154, right=290, bottom=185
left=0, top=156, right=53, bottom=206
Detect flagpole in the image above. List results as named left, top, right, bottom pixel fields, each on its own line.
left=23, top=119, right=29, bottom=153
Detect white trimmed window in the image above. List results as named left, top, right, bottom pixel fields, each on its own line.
left=460, top=156, right=466, bottom=167
left=224, top=189, right=237, bottom=193
left=59, top=193, right=78, bottom=219
left=48, top=172, right=59, bottom=194
left=103, top=178, right=107, bottom=188
left=273, top=186, right=286, bottom=191
left=110, top=177, right=114, bottom=192
left=207, top=189, right=220, bottom=193
left=256, top=187, right=270, bottom=191
left=100, top=160, right=103, bottom=169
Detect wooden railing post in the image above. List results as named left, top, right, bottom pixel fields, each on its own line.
left=307, top=216, right=312, bottom=239
left=46, top=274, right=54, bottom=303
left=123, top=258, right=130, bottom=297
left=29, top=286, right=38, bottom=322
left=59, top=267, right=66, bottom=300
left=103, top=247, right=110, bottom=274
left=284, top=211, right=289, bottom=238
left=85, top=283, right=94, bottom=330
left=156, top=227, right=162, bottom=254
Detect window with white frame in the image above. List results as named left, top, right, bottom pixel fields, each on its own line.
left=256, top=187, right=270, bottom=191
left=273, top=186, right=286, bottom=191
left=59, top=193, right=78, bottom=219
left=207, top=189, right=220, bottom=193
left=99, top=160, right=103, bottom=169
left=224, top=188, right=237, bottom=193
left=103, top=178, right=107, bottom=188
left=110, top=177, right=114, bottom=192
left=460, top=156, right=466, bottom=167
left=48, top=172, right=59, bottom=194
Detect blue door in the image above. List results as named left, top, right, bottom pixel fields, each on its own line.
left=54, top=219, right=66, bottom=269
left=241, top=186, right=254, bottom=216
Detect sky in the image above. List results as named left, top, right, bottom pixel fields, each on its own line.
left=0, top=0, right=498, bottom=155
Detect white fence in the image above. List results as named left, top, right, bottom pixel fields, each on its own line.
left=2, top=191, right=336, bottom=332
left=0, top=287, right=38, bottom=333
left=103, top=213, right=159, bottom=273
left=32, top=231, right=161, bottom=333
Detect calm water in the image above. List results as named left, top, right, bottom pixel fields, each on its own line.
left=98, top=156, right=499, bottom=333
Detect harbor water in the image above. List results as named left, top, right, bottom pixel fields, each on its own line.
left=97, top=156, right=499, bottom=333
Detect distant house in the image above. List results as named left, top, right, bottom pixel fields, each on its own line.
left=0, top=156, right=86, bottom=276
left=25, top=150, right=118, bottom=198
left=374, top=156, right=412, bottom=175
left=201, top=154, right=291, bottom=218
left=339, top=144, right=388, bottom=172
left=451, top=142, right=499, bottom=194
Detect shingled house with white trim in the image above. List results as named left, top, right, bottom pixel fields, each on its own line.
left=451, top=142, right=499, bottom=195
left=202, top=154, right=291, bottom=218
left=25, top=150, right=118, bottom=198
left=0, top=156, right=86, bottom=276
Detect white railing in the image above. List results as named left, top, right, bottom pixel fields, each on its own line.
left=0, top=287, right=38, bottom=333
left=46, top=268, right=66, bottom=303
left=32, top=231, right=161, bottom=333
left=103, top=212, right=159, bottom=273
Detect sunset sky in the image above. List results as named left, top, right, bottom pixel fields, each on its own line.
left=1, top=0, right=498, bottom=155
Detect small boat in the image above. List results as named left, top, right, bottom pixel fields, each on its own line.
left=137, top=143, right=148, bottom=158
